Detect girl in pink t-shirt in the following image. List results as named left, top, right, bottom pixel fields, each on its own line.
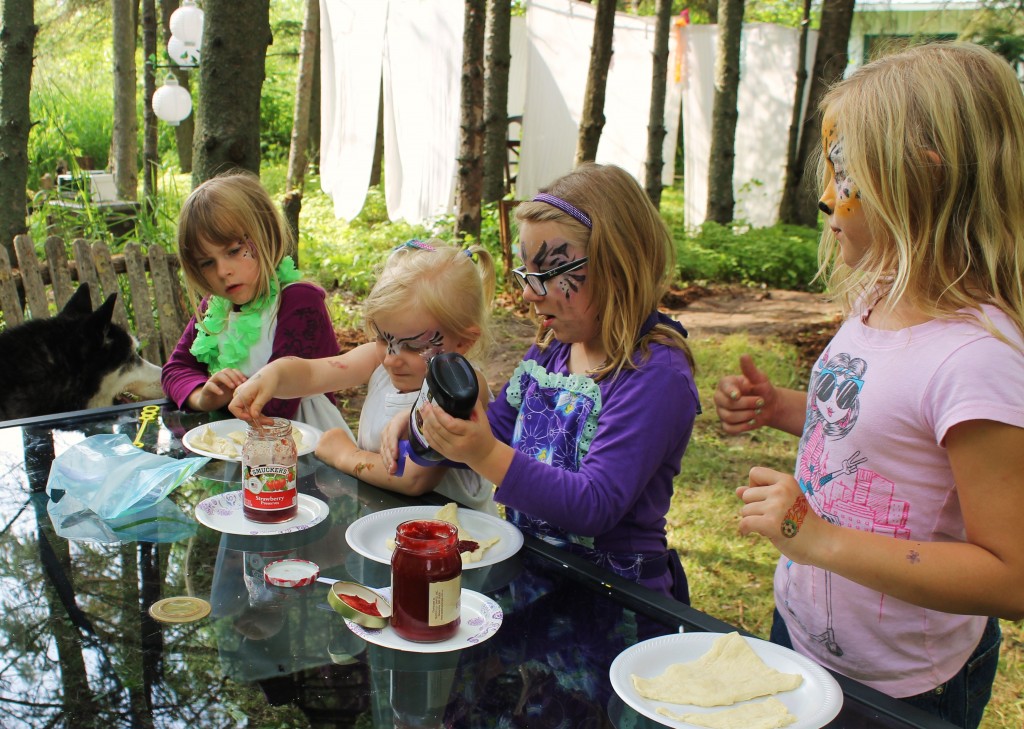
left=715, top=43, right=1024, bottom=729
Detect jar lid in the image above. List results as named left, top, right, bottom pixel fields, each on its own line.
left=328, top=581, right=391, bottom=629
left=149, top=596, right=211, bottom=624
left=264, top=558, right=320, bottom=588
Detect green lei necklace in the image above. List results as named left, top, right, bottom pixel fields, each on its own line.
left=190, top=256, right=302, bottom=373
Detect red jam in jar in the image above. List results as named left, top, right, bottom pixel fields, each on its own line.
left=241, top=418, right=298, bottom=523
left=390, top=519, right=462, bottom=642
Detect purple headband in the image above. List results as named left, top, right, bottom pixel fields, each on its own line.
left=532, top=193, right=592, bottom=229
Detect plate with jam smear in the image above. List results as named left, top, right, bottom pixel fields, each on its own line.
left=345, top=505, right=524, bottom=569
left=341, top=586, right=503, bottom=653
left=194, top=490, right=329, bottom=535
left=182, top=419, right=323, bottom=462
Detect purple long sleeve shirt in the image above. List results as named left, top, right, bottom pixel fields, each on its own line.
left=161, top=282, right=339, bottom=418
left=490, top=339, right=699, bottom=557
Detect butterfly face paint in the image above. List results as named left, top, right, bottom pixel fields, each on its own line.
left=376, top=327, right=444, bottom=359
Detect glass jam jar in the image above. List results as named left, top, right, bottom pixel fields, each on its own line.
left=390, top=519, right=462, bottom=642
left=241, top=418, right=298, bottom=523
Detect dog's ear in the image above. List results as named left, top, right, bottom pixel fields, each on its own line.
left=61, top=284, right=94, bottom=318
left=94, top=293, right=118, bottom=328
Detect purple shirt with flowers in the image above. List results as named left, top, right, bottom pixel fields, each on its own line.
left=489, top=324, right=698, bottom=594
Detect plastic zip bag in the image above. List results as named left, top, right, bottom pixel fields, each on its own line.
left=46, top=433, right=210, bottom=520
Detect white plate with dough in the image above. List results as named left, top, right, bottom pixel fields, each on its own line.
left=609, top=632, right=843, bottom=729
left=182, top=418, right=322, bottom=462
left=345, top=505, right=523, bottom=570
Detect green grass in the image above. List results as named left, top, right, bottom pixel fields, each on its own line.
left=679, top=333, right=1023, bottom=729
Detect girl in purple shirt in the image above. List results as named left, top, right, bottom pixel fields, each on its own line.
left=386, top=163, right=699, bottom=601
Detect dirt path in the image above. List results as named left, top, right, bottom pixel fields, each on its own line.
left=480, top=286, right=842, bottom=389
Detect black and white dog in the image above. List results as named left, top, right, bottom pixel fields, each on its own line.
left=0, top=284, right=164, bottom=420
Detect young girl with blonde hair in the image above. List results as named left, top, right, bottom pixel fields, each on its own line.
left=231, top=240, right=498, bottom=513
left=385, top=163, right=700, bottom=600
left=162, top=171, right=350, bottom=433
left=714, top=42, right=1024, bottom=728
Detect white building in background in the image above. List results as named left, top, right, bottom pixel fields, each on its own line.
left=847, top=0, right=984, bottom=71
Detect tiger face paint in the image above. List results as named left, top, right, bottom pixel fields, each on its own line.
left=819, top=121, right=872, bottom=267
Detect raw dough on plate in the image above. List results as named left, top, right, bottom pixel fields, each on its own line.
left=632, top=632, right=803, bottom=707
left=658, top=697, right=797, bottom=729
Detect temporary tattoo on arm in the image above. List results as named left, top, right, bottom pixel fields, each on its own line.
left=906, top=549, right=921, bottom=564
left=781, top=494, right=810, bottom=538
left=353, top=461, right=375, bottom=477
left=327, top=360, right=348, bottom=369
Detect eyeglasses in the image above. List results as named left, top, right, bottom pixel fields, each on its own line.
left=511, top=258, right=589, bottom=296
left=815, top=368, right=863, bottom=409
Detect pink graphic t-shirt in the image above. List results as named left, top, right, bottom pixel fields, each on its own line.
left=776, top=304, right=1024, bottom=697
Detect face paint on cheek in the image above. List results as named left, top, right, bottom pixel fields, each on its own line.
left=829, top=138, right=861, bottom=213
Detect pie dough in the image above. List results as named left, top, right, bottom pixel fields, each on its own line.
left=385, top=503, right=500, bottom=564
left=193, top=424, right=304, bottom=457
left=658, top=697, right=797, bottom=729
left=631, top=632, right=803, bottom=707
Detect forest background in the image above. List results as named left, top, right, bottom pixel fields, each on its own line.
left=0, top=0, right=1021, bottom=726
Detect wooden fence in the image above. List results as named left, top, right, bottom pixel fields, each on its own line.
left=0, top=234, right=188, bottom=365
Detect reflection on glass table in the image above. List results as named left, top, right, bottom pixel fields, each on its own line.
left=0, top=402, right=958, bottom=729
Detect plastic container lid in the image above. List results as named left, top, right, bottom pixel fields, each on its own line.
left=328, top=581, right=391, bottom=629
left=148, top=596, right=211, bottom=624
left=264, top=558, right=320, bottom=588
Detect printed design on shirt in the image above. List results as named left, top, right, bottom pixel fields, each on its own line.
left=786, top=349, right=911, bottom=659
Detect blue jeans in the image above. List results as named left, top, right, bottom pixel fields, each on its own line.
left=770, top=609, right=1001, bottom=729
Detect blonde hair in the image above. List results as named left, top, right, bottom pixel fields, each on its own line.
left=515, top=163, right=692, bottom=380
left=177, top=170, right=294, bottom=304
left=362, top=240, right=496, bottom=360
left=816, top=42, right=1024, bottom=340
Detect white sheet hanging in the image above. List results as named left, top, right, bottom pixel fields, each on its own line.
left=683, top=23, right=818, bottom=228
left=318, top=0, right=388, bottom=221
left=518, top=0, right=682, bottom=198
left=382, top=0, right=464, bottom=224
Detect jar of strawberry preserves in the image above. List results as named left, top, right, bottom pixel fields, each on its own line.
left=241, top=418, right=297, bottom=523
left=390, top=519, right=462, bottom=642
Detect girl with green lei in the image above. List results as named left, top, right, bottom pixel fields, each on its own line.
left=161, top=171, right=352, bottom=434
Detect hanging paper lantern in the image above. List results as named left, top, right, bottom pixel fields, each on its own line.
left=168, top=35, right=201, bottom=68
left=169, top=0, right=205, bottom=46
left=153, top=78, right=193, bottom=126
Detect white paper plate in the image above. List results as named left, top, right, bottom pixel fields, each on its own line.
left=182, top=418, right=323, bottom=462
left=194, top=491, right=329, bottom=536
left=609, top=632, right=843, bottom=729
left=345, top=505, right=524, bottom=570
left=342, top=587, right=502, bottom=653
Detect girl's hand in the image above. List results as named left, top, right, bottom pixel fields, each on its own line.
left=417, top=399, right=497, bottom=468
left=714, top=355, right=778, bottom=434
left=229, top=369, right=278, bottom=424
left=380, top=411, right=410, bottom=475
left=195, top=368, right=247, bottom=411
left=737, top=466, right=824, bottom=564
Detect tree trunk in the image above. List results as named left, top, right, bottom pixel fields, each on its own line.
left=112, top=0, right=139, bottom=201
left=778, top=0, right=812, bottom=227
left=576, top=0, right=616, bottom=166
left=142, top=0, right=159, bottom=217
left=705, top=0, right=744, bottom=224
left=779, top=0, right=855, bottom=227
left=482, top=0, right=512, bottom=203
left=456, top=0, right=486, bottom=242
left=369, top=82, right=384, bottom=187
left=644, top=0, right=673, bottom=208
left=283, top=0, right=319, bottom=261
left=192, top=0, right=271, bottom=184
left=308, top=32, right=321, bottom=170
left=0, top=0, right=36, bottom=258
left=160, top=0, right=194, bottom=173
